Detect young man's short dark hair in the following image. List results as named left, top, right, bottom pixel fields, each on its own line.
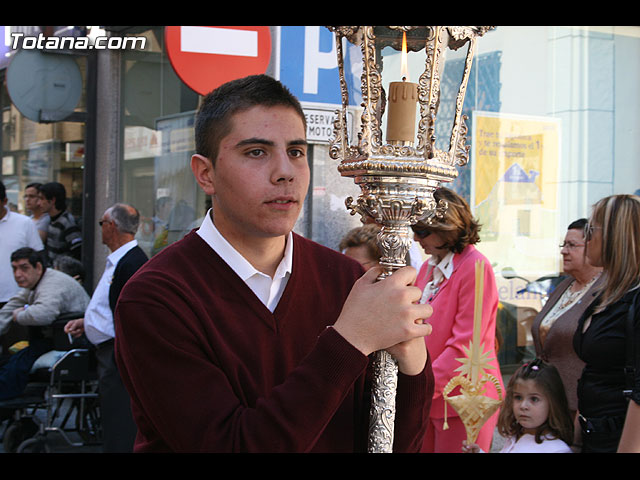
left=194, top=74, right=307, bottom=165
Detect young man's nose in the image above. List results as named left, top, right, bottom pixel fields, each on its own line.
left=271, top=152, right=296, bottom=183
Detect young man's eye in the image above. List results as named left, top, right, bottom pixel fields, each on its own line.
left=289, top=148, right=306, bottom=158
left=246, top=148, right=265, bottom=157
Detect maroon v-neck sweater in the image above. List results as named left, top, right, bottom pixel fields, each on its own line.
left=115, top=231, right=432, bottom=452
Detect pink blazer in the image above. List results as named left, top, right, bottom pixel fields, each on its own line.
left=415, top=245, right=504, bottom=419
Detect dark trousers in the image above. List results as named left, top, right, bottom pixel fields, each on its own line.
left=95, top=339, right=137, bottom=453
left=579, top=414, right=624, bottom=453
left=582, top=430, right=623, bottom=453
left=0, top=338, right=52, bottom=401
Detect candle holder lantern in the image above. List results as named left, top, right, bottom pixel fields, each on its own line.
left=326, top=25, right=495, bottom=453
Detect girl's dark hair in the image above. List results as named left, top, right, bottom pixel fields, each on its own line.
left=497, top=358, right=573, bottom=445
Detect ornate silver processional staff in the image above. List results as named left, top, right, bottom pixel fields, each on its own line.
left=326, top=26, right=495, bottom=453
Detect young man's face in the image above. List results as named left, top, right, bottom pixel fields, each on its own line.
left=203, top=105, right=309, bottom=244
left=37, top=192, right=54, bottom=214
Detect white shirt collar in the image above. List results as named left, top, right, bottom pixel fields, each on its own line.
left=428, top=250, right=455, bottom=280
left=0, top=206, right=10, bottom=223
left=106, top=239, right=138, bottom=268
left=196, top=209, right=293, bottom=311
left=420, top=250, right=455, bottom=305
left=83, top=239, right=138, bottom=345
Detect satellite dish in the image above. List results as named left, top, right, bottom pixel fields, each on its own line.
left=6, top=48, right=83, bottom=123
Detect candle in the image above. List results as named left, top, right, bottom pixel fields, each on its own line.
left=386, top=80, right=418, bottom=143
left=385, top=32, right=418, bottom=144
left=471, top=259, right=484, bottom=383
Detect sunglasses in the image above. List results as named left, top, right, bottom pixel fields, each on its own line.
left=411, top=225, right=433, bottom=238
left=583, top=222, right=601, bottom=242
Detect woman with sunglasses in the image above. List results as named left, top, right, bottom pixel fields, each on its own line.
left=531, top=218, right=603, bottom=421
left=573, top=194, right=640, bottom=453
left=413, top=187, right=504, bottom=453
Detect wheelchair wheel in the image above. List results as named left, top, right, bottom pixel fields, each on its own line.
left=16, top=436, right=50, bottom=453
left=2, top=418, right=39, bottom=453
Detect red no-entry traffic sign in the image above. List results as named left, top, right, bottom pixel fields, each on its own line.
left=165, top=26, right=272, bottom=96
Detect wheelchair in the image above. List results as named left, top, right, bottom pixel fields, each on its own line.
left=0, top=312, right=102, bottom=453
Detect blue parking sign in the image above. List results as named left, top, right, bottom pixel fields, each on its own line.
left=279, top=26, right=342, bottom=105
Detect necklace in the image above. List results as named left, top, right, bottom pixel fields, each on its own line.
left=540, top=272, right=600, bottom=339
left=559, top=272, right=600, bottom=309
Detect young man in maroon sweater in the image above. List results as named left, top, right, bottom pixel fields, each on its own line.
left=114, top=74, right=435, bottom=453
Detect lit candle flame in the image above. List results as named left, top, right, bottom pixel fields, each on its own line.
left=401, top=31, right=409, bottom=81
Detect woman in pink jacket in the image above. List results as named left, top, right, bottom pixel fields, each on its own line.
left=413, top=188, right=504, bottom=453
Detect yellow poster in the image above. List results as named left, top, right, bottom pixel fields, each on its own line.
left=472, top=111, right=561, bottom=278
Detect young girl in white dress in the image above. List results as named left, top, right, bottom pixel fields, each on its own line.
left=463, top=359, right=574, bottom=453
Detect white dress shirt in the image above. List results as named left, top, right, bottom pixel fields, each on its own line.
left=419, top=250, right=455, bottom=304
left=84, top=240, right=139, bottom=345
left=197, top=210, right=292, bottom=312
left=0, top=207, right=44, bottom=302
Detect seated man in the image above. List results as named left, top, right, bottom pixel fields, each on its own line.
left=0, top=248, right=90, bottom=400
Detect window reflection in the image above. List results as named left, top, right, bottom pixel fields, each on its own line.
left=120, top=27, right=203, bottom=258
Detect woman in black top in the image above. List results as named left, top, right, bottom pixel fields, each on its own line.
left=573, top=194, right=640, bottom=453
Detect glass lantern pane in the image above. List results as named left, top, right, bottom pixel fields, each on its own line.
left=339, top=36, right=364, bottom=148
left=433, top=39, right=474, bottom=157
left=374, top=27, right=429, bottom=146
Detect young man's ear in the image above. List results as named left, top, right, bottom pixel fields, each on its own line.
left=191, top=154, right=216, bottom=196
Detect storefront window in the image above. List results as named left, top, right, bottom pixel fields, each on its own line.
left=458, top=26, right=640, bottom=370
left=120, top=27, right=202, bottom=258
left=1, top=27, right=87, bottom=220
